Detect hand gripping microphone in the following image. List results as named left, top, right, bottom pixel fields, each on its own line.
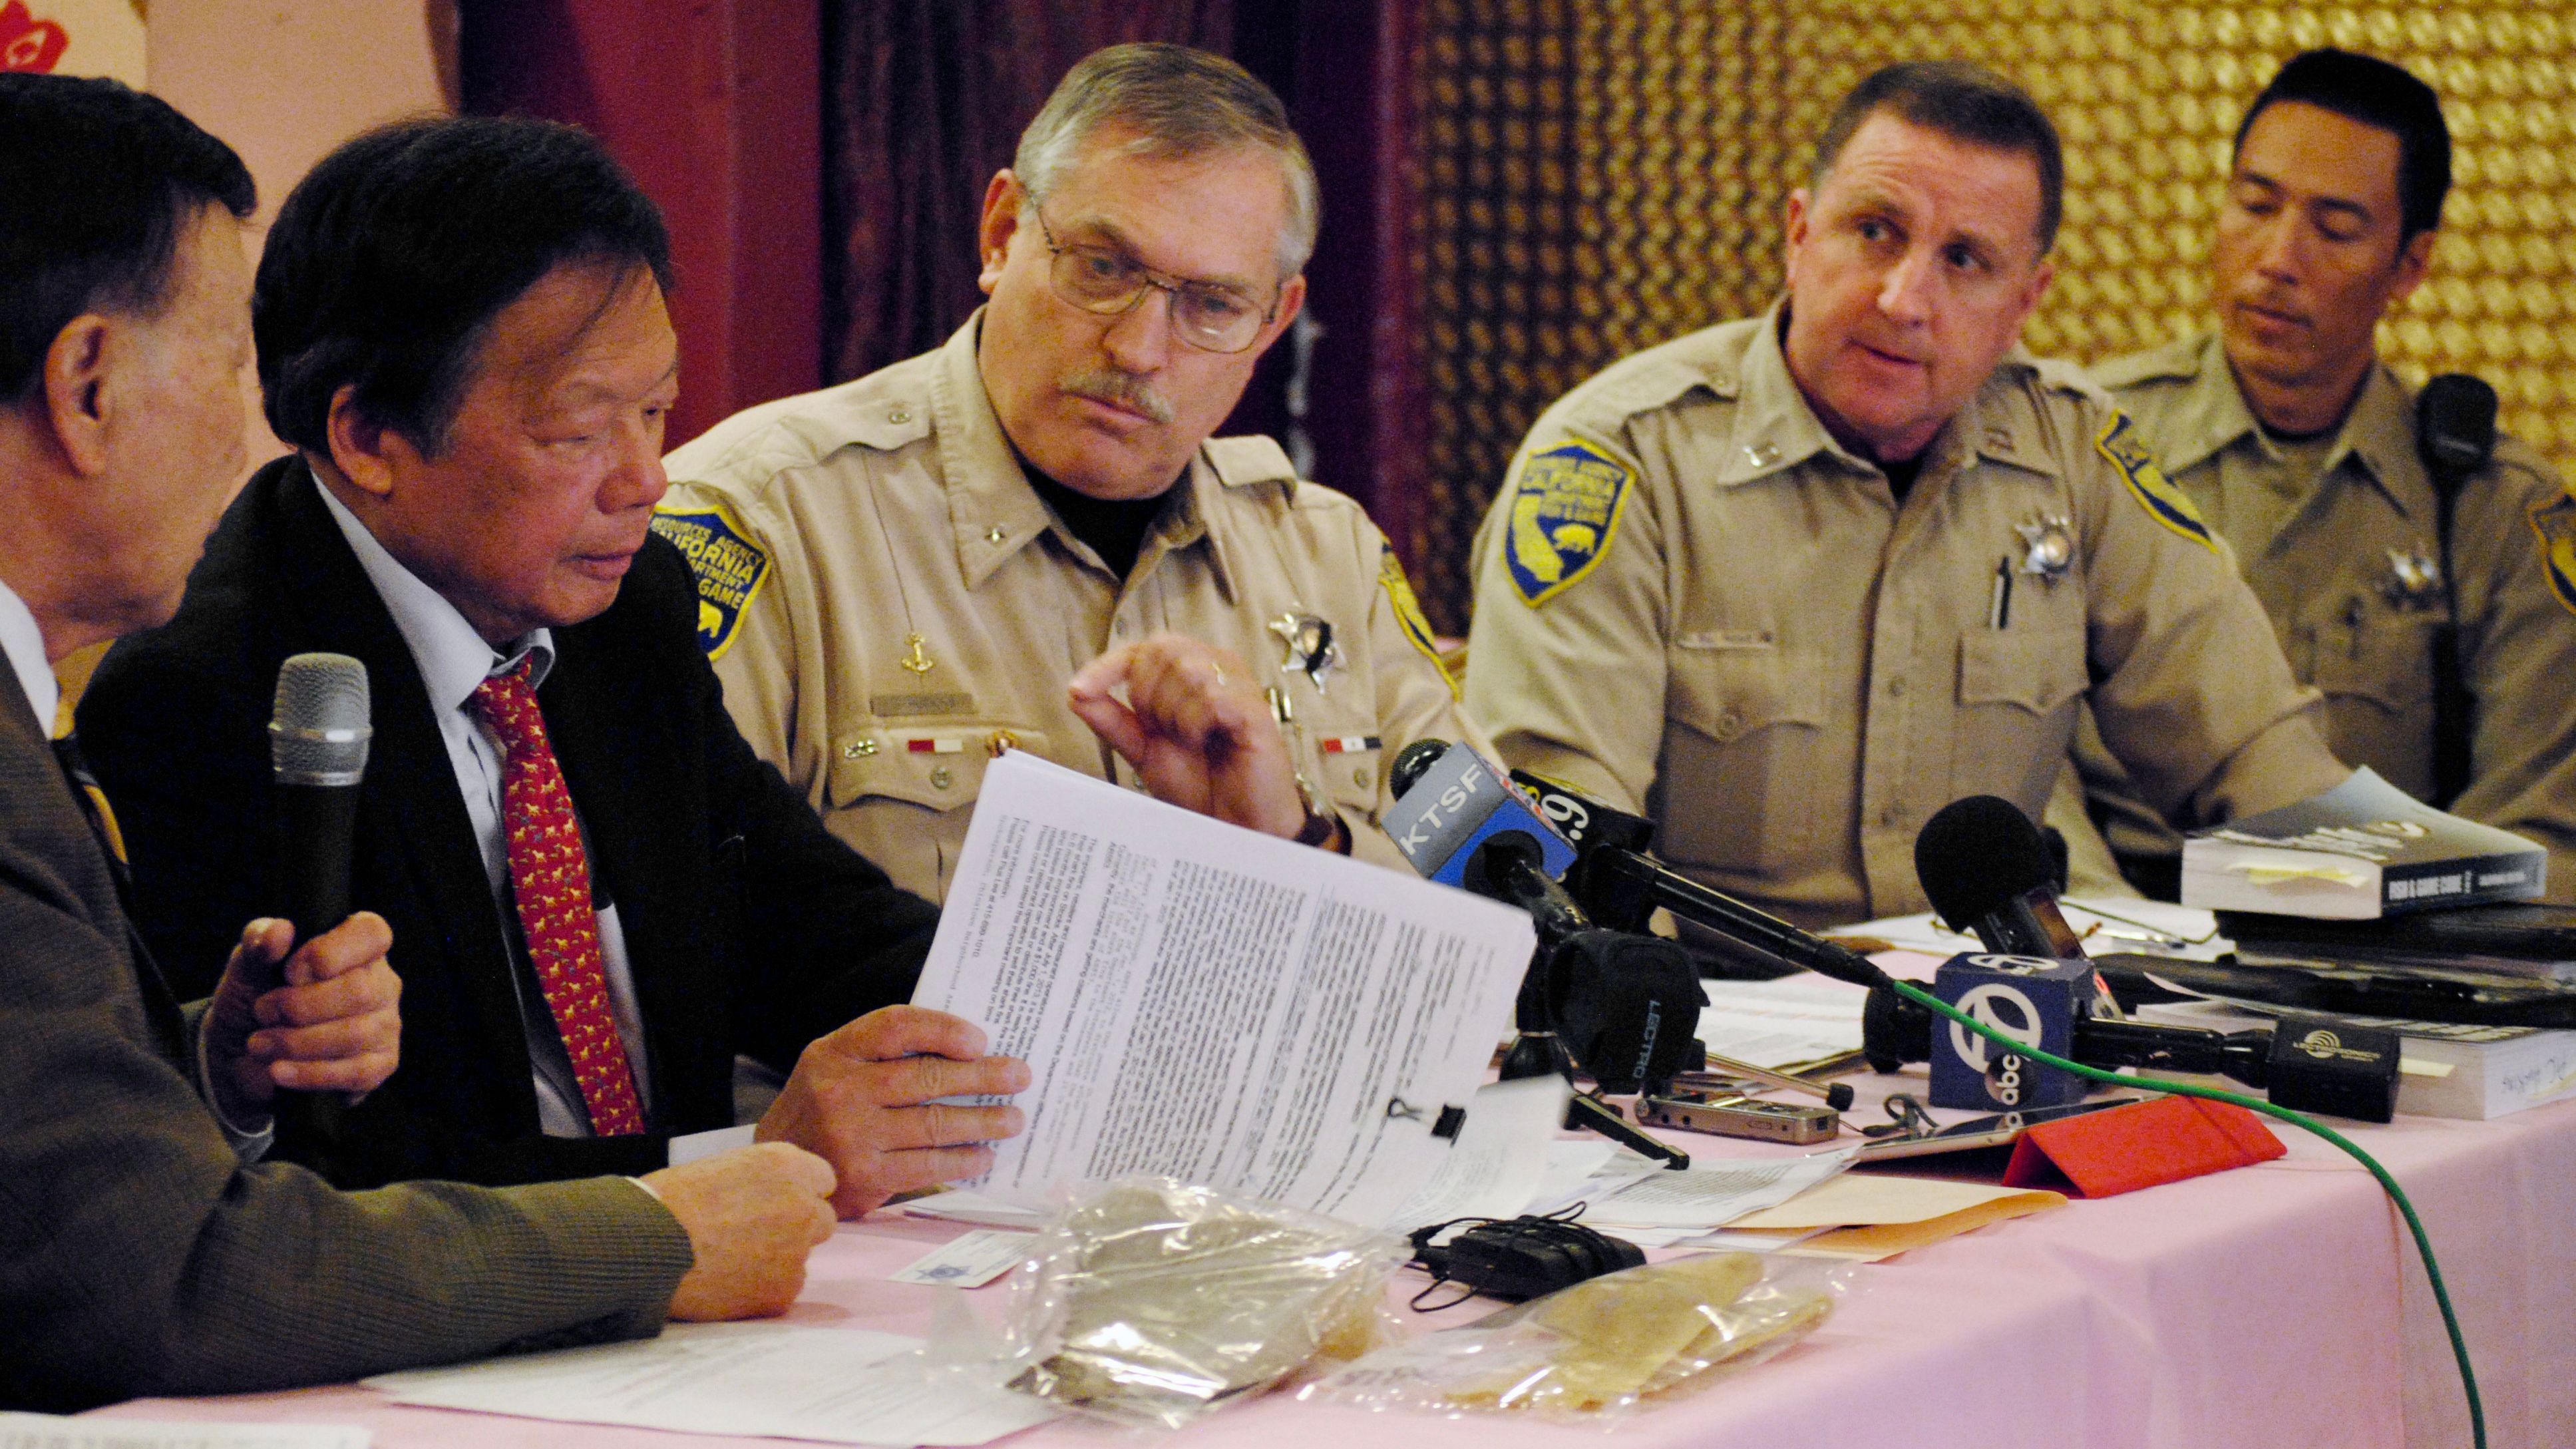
left=1500, top=771, right=1889, bottom=991
left=270, top=653, right=373, bottom=948
left=1915, top=795, right=2090, bottom=959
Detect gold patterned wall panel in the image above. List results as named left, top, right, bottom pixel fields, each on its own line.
left=1413, top=0, right=2576, bottom=632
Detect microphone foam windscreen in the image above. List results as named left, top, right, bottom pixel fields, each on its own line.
left=1915, top=794, right=2056, bottom=929
left=1388, top=737, right=1452, bottom=799
left=270, top=652, right=373, bottom=783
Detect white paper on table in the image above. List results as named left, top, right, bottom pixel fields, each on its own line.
left=667, top=1123, right=757, bottom=1165
left=890, top=1229, right=1038, bottom=1287
left=1675, top=1226, right=1840, bottom=1253
left=1696, top=973, right=1873, bottom=1068
left=0, top=1416, right=368, bottom=1449
left=1525, top=1144, right=1661, bottom=1217
left=911, top=752, right=1533, bottom=1226
left=1534, top=1139, right=1618, bottom=1201
left=1382, top=1076, right=1571, bottom=1233
left=1582, top=1143, right=1861, bottom=1229
left=363, top=1322, right=1054, bottom=1447
left=1837, top=899, right=2227, bottom=961
left=898, top=1189, right=1048, bottom=1229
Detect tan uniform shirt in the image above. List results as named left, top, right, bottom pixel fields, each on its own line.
left=2063, top=333, right=2576, bottom=901
left=656, top=317, right=1471, bottom=903
left=1462, top=306, right=2349, bottom=930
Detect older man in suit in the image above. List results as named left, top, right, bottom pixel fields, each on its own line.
left=0, top=73, right=836, bottom=1410
left=81, top=112, right=1306, bottom=1217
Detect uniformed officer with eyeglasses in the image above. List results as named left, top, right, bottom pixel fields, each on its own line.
left=661, top=43, right=1477, bottom=901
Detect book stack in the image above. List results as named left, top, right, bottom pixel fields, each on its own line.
left=2182, top=769, right=2546, bottom=920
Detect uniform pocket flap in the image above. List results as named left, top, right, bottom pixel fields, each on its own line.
left=1958, top=628, right=2090, bottom=716
left=1669, top=648, right=1823, bottom=745
left=2308, top=617, right=2434, bottom=712
left=1305, top=729, right=1387, bottom=813
left=826, top=725, right=1049, bottom=811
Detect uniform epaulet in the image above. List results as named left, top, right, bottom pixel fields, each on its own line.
left=834, top=393, right=936, bottom=452
left=1204, top=434, right=1299, bottom=491
left=2088, top=336, right=2205, bottom=393
left=666, top=365, right=936, bottom=486
left=1578, top=325, right=1747, bottom=425
left=2022, top=351, right=2116, bottom=408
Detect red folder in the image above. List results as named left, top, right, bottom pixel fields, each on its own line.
left=2001, top=1095, right=2285, bottom=1197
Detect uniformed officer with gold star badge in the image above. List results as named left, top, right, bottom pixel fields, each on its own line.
left=659, top=46, right=1470, bottom=902
left=1464, top=61, right=2352, bottom=934
left=2058, top=51, right=2576, bottom=903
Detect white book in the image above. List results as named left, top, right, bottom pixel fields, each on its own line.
left=2181, top=768, right=2547, bottom=920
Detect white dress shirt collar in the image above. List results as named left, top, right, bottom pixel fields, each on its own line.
left=0, top=576, right=59, bottom=737
left=311, top=469, right=554, bottom=696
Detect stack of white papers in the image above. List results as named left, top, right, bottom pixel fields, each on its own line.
left=911, top=753, right=1534, bottom=1228
left=1696, top=973, right=1872, bottom=1068
left=1837, top=899, right=2227, bottom=960
left=1531, top=1143, right=1861, bottom=1247
left=363, top=1323, right=1054, bottom=1447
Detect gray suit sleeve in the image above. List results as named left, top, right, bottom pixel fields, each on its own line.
left=0, top=813, right=694, bottom=1412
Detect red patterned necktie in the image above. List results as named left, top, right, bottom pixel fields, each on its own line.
left=469, top=662, right=646, bottom=1136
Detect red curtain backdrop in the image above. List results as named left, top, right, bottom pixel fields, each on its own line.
left=826, top=1, right=1234, bottom=386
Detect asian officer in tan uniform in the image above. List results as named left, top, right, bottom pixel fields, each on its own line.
left=1464, top=61, right=2352, bottom=933
left=662, top=45, right=1469, bottom=901
left=2057, top=50, right=2576, bottom=902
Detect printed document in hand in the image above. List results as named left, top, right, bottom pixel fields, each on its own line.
left=363, top=1322, right=1051, bottom=1446
left=912, top=751, right=1533, bottom=1225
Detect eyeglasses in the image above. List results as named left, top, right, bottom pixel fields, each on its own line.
left=1033, top=209, right=1278, bottom=354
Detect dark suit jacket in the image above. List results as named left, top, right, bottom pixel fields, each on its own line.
left=0, top=664, right=689, bottom=1412
left=81, top=456, right=940, bottom=1187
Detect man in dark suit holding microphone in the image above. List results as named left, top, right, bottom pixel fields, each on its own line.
left=80, top=110, right=1313, bottom=1215
left=0, top=73, right=838, bottom=1410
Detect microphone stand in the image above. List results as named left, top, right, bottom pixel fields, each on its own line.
left=1478, top=842, right=1691, bottom=1169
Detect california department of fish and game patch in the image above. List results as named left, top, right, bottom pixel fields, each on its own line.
left=1379, top=544, right=1457, bottom=697
left=650, top=501, right=771, bottom=660
left=2096, top=411, right=2213, bottom=550
left=2529, top=493, right=2576, bottom=617
left=1503, top=437, right=1635, bottom=606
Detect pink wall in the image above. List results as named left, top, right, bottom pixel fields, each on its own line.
left=460, top=0, right=824, bottom=446
left=148, top=0, right=459, bottom=467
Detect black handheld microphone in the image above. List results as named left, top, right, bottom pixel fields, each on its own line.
left=1861, top=986, right=2400, bottom=1122
left=1915, top=795, right=2089, bottom=959
left=2418, top=373, right=2498, bottom=483
left=270, top=653, right=372, bottom=949
left=1502, top=772, right=1889, bottom=991
left=2417, top=373, right=2497, bottom=809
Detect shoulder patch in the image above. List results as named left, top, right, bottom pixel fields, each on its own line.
left=1503, top=437, right=1636, bottom=606
left=2528, top=494, right=2576, bottom=618
left=2097, top=411, right=2213, bottom=550
left=1378, top=544, right=1459, bottom=698
left=649, top=502, right=771, bottom=660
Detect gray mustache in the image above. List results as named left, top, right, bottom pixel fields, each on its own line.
left=1062, top=369, right=1176, bottom=425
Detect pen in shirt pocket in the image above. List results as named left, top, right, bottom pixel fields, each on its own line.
left=1989, top=558, right=2013, bottom=630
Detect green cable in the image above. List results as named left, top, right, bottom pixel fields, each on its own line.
left=1887, top=979, right=2485, bottom=1449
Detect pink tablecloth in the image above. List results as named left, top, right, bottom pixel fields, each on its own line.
left=99, top=1074, right=2576, bottom=1449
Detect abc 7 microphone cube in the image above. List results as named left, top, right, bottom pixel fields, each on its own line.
left=1929, top=954, right=2092, bottom=1113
